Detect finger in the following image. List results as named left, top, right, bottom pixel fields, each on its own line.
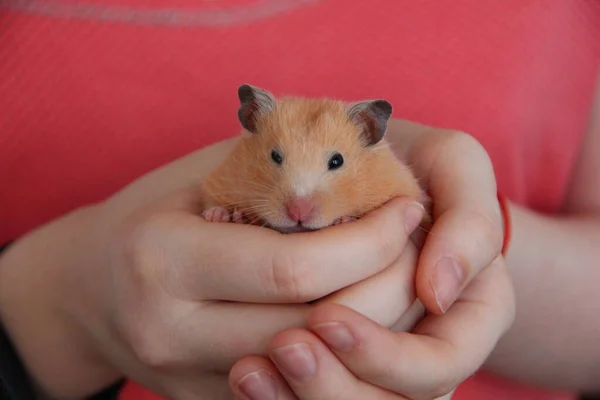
left=411, top=131, right=504, bottom=314
left=307, top=257, right=515, bottom=400
left=389, top=298, right=426, bottom=333
left=265, top=328, right=405, bottom=400
left=153, top=196, right=423, bottom=303
left=124, top=298, right=312, bottom=372
left=230, top=356, right=298, bottom=400
left=437, top=389, right=456, bottom=400
left=192, top=302, right=312, bottom=371
left=318, top=240, right=419, bottom=328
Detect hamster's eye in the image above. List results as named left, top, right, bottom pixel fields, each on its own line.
left=271, top=149, right=283, bottom=165
left=328, top=153, right=344, bottom=170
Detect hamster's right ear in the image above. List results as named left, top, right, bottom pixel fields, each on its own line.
left=237, top=84, right=277, bottom=134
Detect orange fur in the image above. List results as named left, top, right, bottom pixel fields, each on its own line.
left=201, top=95, right=432, bottom=235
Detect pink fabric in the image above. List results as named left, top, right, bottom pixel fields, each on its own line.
left=1, top=1, right=599, bottom=398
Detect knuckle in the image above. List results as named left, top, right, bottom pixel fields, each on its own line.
left=419, top=383, right=457, bottom=400
left=363, top=365, right=398, bottom=387
left=113, top=211, right=160, bottom=268
left=379, top=226, right=402, bottom=260
left=491, top=258, right=517, bottom=326
left=375, top=215, right=406, bottom=263
left=455, top=208, right=503, bottom=261
left=268, top=250, right=316, bottom=302
left=432, top=380, right=458, bottom=400
left=109, top=213, right=185, bottom=371
left=119, top=316, right=175, bottom=371
left=413, top=368, right=459, bottom=400
left=444, top=129, right=483, bottom=152
left=118, top=213, right=175, bottom=285
left=122, top=305, right=189, bottom=373
left=131, top=337, right=171, bottom=371
left=472, top=209, right=504, bottom=254
left=444, top=130, right=495, bottom=169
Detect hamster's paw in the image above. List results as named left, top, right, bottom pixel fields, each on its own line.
left=332, top=216, right=358, bottom=225
left=202, top=207, right=231, bottom=223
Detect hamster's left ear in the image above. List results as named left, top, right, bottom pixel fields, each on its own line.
left=237, top=84, right=277, bottom=134
left=347, top=100, right=393, bottom=146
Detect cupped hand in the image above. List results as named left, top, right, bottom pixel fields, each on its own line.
left=230, top=256, right=513, bottom=400
left=392, top=119, right=508, bottom=315
left=0, top=139, right=427, bottom=399
left=228, top=120, right=516, bottom=400
left=90, top=188, right=426, bottom=399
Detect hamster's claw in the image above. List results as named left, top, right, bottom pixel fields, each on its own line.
left=332, top=216, right=358, bottom=225
left=202, top=206, right=231, bottom=223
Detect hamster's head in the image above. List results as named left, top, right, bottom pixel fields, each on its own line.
left=232, top=84, right=403, bottom=233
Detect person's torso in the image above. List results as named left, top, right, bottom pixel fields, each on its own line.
left=1, top=1, right=599, bottom=399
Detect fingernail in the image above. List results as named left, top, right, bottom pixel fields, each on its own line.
left=236, top=369, right=277, bottom=400
left=431, top=257, right=465, bottom=313
left=312, top=322, right=355, bottom=352
left=272, top=343, right=316, bottom=382
left=405, top=202, right=425, bottom=234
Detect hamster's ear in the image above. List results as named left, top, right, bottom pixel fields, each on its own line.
left=237, top=84, right=277, bottom=134
left=347, top=100, right=393, bottom=146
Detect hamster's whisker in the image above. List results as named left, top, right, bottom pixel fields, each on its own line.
left=209, top=192, right=267, bottom=203
left=233, top=204, right=272, bottom=217
left=206, top=194, right=270, bottom=203
left=213, top=199, right=270, bottom=208
left=206, top=189, right=270, bottom=197
left=206, top=176, right=275, bottom=193
left=237, top=207, right=270, bottom=216
left=214, top=176, right=274, bottom=192
left=246, top=214, right=264, bottom=226
left=239, top=208, right=278, bottom=229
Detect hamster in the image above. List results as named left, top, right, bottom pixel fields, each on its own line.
left=200, top=84, right=432, bottom=240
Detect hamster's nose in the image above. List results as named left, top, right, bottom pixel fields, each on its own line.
left=285, top=196, right=315, bottom=223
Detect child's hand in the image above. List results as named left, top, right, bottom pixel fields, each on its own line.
left=228, top=120, right=516, bottom=400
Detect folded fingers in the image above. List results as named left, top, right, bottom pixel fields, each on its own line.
left=231, top=329, right=405, bottom=400
left=305, top=257, right=514, bottom=400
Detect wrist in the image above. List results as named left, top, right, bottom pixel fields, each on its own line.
left=0, top=205, right=122, bottom=398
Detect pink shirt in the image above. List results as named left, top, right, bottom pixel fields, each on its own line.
left=1, top=1, right=599, bottom=399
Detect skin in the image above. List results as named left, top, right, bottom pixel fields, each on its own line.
left=228, top=72, right=600, bottom=398
left=3, top=73, right=597, bottom=399
left=229, top=119, right=514, bottom=400
left=0, top=136, right=428, bottom=399
left=0, top=115, right=513, bottom=400
left=483, top=70, right=600, bottom=392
